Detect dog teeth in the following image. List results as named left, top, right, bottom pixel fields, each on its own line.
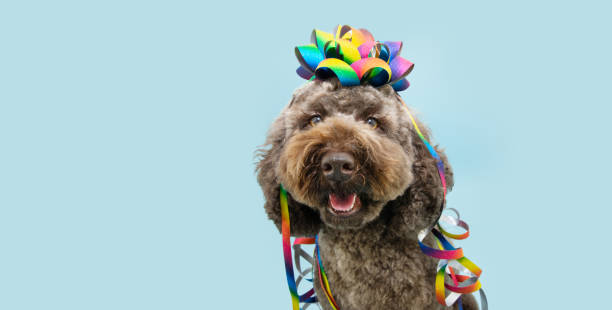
left=338, top=204, right=354, bottom=213
left=329, top=193, right=359, bottom=215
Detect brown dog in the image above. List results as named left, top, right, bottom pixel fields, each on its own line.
left=257, top=78, right=477, bottom=309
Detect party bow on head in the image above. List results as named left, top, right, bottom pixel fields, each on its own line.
left=295, top=25, right=414, bottom=91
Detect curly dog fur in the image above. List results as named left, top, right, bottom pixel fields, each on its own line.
left=256, top=79, right=478, bottom=309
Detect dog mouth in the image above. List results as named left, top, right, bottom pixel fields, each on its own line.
left=328, top=193, right=361, bottom=216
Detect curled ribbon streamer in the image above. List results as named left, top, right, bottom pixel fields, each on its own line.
left=280, top=186, right=300, bottom=310
left=295, top=25, right=414, bottom=90
left=281, top=187, right=321, bottom=309
left=316, top=236, right=339, bottom=310
left=401, top=97, right=487, bottom=310
left=438, top=208, right=470, bottom=240
left=293, top=238, right=318, bottom=305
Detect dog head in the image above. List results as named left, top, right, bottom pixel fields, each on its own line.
left=257, top=79, right=452, bottom=234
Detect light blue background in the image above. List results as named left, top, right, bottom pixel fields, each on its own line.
left=1, top=1, right=610, bottom=309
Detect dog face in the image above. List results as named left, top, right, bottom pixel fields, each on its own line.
left=271, top=80, right=416, bottom=230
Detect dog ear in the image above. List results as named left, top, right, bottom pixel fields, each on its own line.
left=256, top=104, right=322, bottom=237
left=388, top=110, right=454, bottom=234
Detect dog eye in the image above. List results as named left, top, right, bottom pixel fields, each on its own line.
left=309, top=115, right=322, bottom=126
left=366, top=117, right=379, bottom=129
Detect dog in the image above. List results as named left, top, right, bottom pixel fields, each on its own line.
left=256, top=78, right=478, bottom=309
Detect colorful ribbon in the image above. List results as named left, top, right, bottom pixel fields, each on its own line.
left=315, top=235, right=339, bottom=310
left=280, top=186, right=320, bottom=309
left=295, top=25, right=414, bottom=91
left=401, top=96, right=488, bottom=309
left=280, top=186, right=300, bottom=310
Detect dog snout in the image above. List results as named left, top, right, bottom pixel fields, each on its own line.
left=321, top=152, right=355, bottom=182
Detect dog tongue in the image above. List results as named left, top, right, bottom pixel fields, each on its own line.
left=329, top=193, right=356, bottom=211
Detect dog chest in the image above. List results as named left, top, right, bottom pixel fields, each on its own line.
left=315, top=230, right=443, bottom=310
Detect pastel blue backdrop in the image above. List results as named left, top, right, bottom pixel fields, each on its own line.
left=1, top=1, right=610, bottom=309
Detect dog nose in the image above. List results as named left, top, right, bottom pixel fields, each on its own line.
left=321, top=152, right=355, bottom=182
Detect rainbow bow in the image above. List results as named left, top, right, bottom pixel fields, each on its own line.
left=295, top=25, right=414, bottom=91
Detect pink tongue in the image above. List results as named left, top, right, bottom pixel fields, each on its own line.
left=329, top=193, right=356, bottom=211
